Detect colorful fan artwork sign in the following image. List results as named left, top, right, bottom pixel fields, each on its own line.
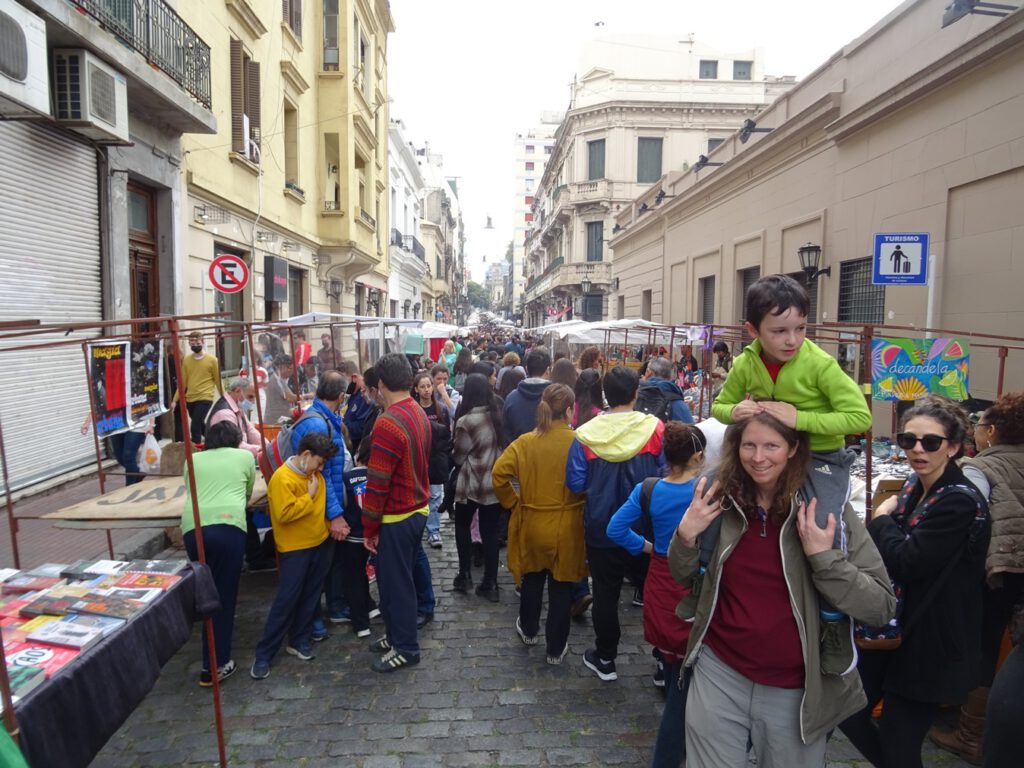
left=871, top=337, right=969, bottom=401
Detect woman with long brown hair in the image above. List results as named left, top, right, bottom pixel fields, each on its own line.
left=669, top=412, right=895, bottom=766
left=492, top=384, right=587, bottom=664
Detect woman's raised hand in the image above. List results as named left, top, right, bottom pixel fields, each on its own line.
left=796, top=498, right=836, bottom=556
left=676, top=477, right=722, bottom=548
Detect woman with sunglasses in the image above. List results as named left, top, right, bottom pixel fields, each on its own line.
left=840, top=395, right=991, bottom=768
left=929, top=392, right=1024, bottom=764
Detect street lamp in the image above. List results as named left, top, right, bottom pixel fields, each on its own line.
left=580, top=276, right=592, bottom=295
left=798, top=242, right=830, bottom=285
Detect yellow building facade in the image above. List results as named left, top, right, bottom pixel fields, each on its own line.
left=179, top=0, right=393, bottom=367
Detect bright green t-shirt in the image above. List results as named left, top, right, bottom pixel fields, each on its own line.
left=181, top=447, right=256, bottom=535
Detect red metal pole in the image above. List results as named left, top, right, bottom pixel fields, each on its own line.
left=169, top=319, right=229, bottom=768
left=996, top=346, right=1008, bottom=399
left=81, top=342, right=115, bottom=559
left=245, top=327, right=266, bottom=430
left=0, top=417, right=21, bottom=569
left=863, top=325, right=874, bottom=522
left=0, top=622, right=18, bottom=743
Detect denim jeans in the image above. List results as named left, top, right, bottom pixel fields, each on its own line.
left=254, top=538, right=332, bottom=663
left=413, top=543, right=436, bottom=615
left=110, top=430, right=146, bottom=485
left=652, top=659, right=689, bottom=768
left=426, top=484, right=444, bottom=538
left=324, top=538, right=349, bottom=614
left=184, top=525, right=246, bottom=671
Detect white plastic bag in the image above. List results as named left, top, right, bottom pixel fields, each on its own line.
left=137, top=434, right=162, bottom=474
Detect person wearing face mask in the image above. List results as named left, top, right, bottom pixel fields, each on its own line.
left=207, top=377, right=264, bottom=458
left=172, top=331, right=224, bottom=445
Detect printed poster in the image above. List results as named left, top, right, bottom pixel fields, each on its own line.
left=129, top=338, right=166, bottom=425
left=871, top=337, right=969, bottom=401
left=88, top=342, right=131, bottom=436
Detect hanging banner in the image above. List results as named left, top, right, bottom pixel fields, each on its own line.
left=871, top=337, right=969, bottom=401
left=88, top=342, right=131, bottom=436
left=129, top=339, right=166, bottom=425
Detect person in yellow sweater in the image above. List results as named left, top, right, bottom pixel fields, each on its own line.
left=250, top=431, right=344, bottom=680
left=174, top=331, right=223, bottom=445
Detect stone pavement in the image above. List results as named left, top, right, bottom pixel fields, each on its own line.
left=92, top=515, right=974, bottom=768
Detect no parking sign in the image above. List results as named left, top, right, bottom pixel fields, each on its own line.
left=209, top=253, right=249, bottom=294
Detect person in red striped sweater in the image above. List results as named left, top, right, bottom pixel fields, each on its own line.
left=362, top=353, right=433, bottom=672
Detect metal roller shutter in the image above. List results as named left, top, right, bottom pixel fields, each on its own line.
left=0, top=121, right=102, bottom=492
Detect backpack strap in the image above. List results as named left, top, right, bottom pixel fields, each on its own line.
left=639, top=477, right=659, bottom=543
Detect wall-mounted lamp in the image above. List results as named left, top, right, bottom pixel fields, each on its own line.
left=325, top=278, right=343, bottom=300
left=612, top=223, right=623, bottom=234
left=693, top=155, right=724, bottom=172
left=639, top=203, right=650, bottom=214
left=738, top=118, right=774, bottom=144
left=612, top=277, right=620, bottom=291
left=255, top=230, right=277, bottom=244
left=282, top=240, right=300, bottom=252
left=580, top=276, right=592, bottom=295
left=193, top=204, right=228, bottom=224
left=798, top=242, right=830, bottom=285
left=655, top=190, right=677, bottom=205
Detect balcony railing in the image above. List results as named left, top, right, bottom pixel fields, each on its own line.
left=390, top=228, right=426, bottom=260
left=524, top=260, right=612, bottom=301
left=360, top=208, right=376, bottom=227
left=70, top=0, right=212, bottom=109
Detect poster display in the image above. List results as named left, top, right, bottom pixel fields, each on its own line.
left=88, top=342, right=130, bottom=436
left=129, top=339, right=165, bottom=425
left=871, top=337, right=969, bottom=401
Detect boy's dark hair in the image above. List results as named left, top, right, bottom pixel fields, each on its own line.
left=297, top=431, right=339, bottom=460
left=316, top=370, right=348, bottom=402
left=375, top=353, right=414, bottom=392
left=274, top=354, right=294, bottom=369
left=525, top=347, right=551, bottom=378
left=430, top=364, right=448, bottom=378
left=603, top=365, right=640, bottom=408
left=470, top=361, right=495, bottom=379
left=745, top=274, right=810, bottom=330
left=205, top=421, right=242, bottom=450
left=363, top=367, right=379, bottom=389
left=713, top=341, right=730, bottom=355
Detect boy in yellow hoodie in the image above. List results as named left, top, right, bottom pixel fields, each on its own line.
left=250, top=432, right=344, bottom=679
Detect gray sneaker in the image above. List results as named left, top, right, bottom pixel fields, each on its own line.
left=820, top=616, right=857, bottom=676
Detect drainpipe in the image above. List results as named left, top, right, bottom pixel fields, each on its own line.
left=925, top=252, right=941, bottom=338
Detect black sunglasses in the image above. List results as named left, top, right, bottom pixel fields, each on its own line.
left=895, top=432, right=948, bottom=452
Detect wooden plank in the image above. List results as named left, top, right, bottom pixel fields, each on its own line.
left=42, top=475, right=267, bottom=522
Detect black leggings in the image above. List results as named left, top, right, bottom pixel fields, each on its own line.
left=838, top=650, right=939, bottom=768
left=454, top=501, right=501, bottom=585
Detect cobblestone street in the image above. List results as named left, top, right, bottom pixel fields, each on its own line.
left=92, top=516, right=972, bottom=768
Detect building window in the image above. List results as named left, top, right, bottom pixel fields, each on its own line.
left=283, top=0, right=302, bottom=38
left=586, top=222, right=604, bottom=262
left=700, top=276, right=716, bottom=323
left=583, top=294, right=603, bottom=322
left=322, top=0, right=338, bottom=70
left=230, top=40, right=261, bottom=162
left=525, top=161, right=535, bottom=171
left=707, top=138, right=724, bottom=153
left=525, top=195, right=534, bottom=206
left=526, top=144, right=535, bottom=153
left=838, top=258, right=885, bottom=323
left=617, top=294, right=625, bottom=320
left=288, top=266, right=305, bottom=317
left=525, top=178, right=535, bottom=187
left=733, top=60, right=752, bottom=80
left=354, top=15, right=370, bottom=99
left=525, top=212, right=534, bottom=223
left=699, top=60, right=718, bottom=79
left=738, top=267, right=760, bottom=322
left=641, top=290, right=652, bottom=321
left=637, top=137, right=663, bottom=183
left=587, top=139, right=605, bottom=180
left=545, top=145, right=553, bottom=154
left=283, top=99, right=298, bottom=187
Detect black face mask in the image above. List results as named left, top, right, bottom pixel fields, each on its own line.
left=190, top=345, right=203, bottom=353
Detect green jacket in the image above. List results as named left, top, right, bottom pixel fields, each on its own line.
left=668, top=498, right=896, bottom=745
left=711, top=338, right=872, bottom=451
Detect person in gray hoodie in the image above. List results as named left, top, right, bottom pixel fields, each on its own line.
left=503, top=348, right=552, bottom=443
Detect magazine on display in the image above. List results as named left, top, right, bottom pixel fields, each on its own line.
left=27, top=622, right=104, bottom=652
left=69, top=595, right=146, bottom=620
left=115, top=572, right=181, bottom=590
left=124, top=559, right=189, bottom=575
left=1, top=576, right=65, bottom=595
left=60, top=613, right=126, bottom=637
left=24, top=564, right=68, bottom=579
left=3, top=642, right=79, bottom=678
left=84, top=560, right=130, bottom=576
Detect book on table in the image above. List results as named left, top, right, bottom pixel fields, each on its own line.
left=17, top=616, right=61, bottom=633
left=84, top=560, right=130, bottom=576
left=124, top=559, right=189, bottom=575
left=100, top=587, right=161, bottom=603
left=18, top=594, right=80, bottom=617
left=24, top=563, right=69, bottom=579
left=60, top=613, right=126, bottom=637
left=3, top=641, right=78, bottom=678
left=26, top=621, right=104, bottom=652
left=60, top=560, right=99, bottom=581
left=114, top=572, right=181, bottom=590
left=7, top=665, right=44, bottom=696
left=0, top=569, right=21, bottom=583
left=69, top=594, right=146, bottom=620
left=1, top=576, right=64, bottom=595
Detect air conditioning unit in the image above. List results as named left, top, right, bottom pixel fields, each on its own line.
left=0, top=0, right=50, bottom=117
left=52, top=48, right=129, bottom=143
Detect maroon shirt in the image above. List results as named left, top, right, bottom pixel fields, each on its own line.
left=703, top=507, right=805, bottom=689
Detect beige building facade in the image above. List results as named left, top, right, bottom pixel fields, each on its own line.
left=179, top=0, right=393, bottom=367
left=611, top=0, right=1024, bottom=402
left=523, top=38, right=795, bottom=328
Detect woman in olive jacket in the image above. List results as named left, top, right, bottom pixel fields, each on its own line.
left=840, top=396, right=990, bottom=768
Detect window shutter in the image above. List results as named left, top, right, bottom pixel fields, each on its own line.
left=230, top=39, right=244, bottom=154
left=701, top=276, right=716, bottom=324
left=281, top=0, right=288, bottom=25
left=637, top=138, right=663, bottom=183
left=246, top=60, right=261, bottom=153
left=293, top=0, right=302, bottom=36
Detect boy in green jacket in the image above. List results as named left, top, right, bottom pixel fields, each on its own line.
left=711, top=273, right=873, bottom=676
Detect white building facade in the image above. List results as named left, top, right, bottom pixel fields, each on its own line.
left=387, top=119, right=428, bottom=319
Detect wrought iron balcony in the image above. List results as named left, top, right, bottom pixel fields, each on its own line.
left=70, top=0, right=212, bottom=109
left=390, top=228, right=426, bottom=260
left=360, top=208, right=376, bottom=227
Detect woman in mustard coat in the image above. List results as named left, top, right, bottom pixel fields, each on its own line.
left=492, top=383, right=587, bottom=664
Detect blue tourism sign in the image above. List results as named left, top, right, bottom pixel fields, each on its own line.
left=872, top=232, right=929, bottom=285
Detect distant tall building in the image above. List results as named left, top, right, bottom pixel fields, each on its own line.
left=511, top=112, right=563, bottom=322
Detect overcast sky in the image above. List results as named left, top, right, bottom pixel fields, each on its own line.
left=387, top=0, right=905, bottom=283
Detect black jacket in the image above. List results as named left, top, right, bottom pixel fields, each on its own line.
left=867, top=462, right=990, bottom=703
left=420, top=401, right=452, bottom=485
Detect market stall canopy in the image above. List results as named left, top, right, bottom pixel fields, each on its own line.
left=526, top=319, right=708, bottom=346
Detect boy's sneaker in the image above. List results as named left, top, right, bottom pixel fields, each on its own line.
left=368, top=607, right=382, bottom=620
left=311, top=619, right=328, bottom=642
left=199, top=659, right=236, bottom=687
left=428, top=533, right=442, bottom=549
left=583, top=649, right=618, bottom=681
left=653, top=659, right=666, bottom=688
left=515, top=617, right=538, bottom=646
left=329, top=607, right=351, bottom=624
left=546, top=643, right=570, bottom=665
left=249, top=660, right=271, bottom=680
left=371, top=648, right=421, bottom=673
left=286, top=644, right=315, bottom=661
left=631, top=588, right=644, bottom=607
left=820, top=614, right=857, bottom=676
left=369, top=636, right=392, bottom=654
left=355, top=627, right=371, bottom=639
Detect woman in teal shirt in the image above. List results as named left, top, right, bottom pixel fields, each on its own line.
left=182, top=420, right=256, bottom=686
